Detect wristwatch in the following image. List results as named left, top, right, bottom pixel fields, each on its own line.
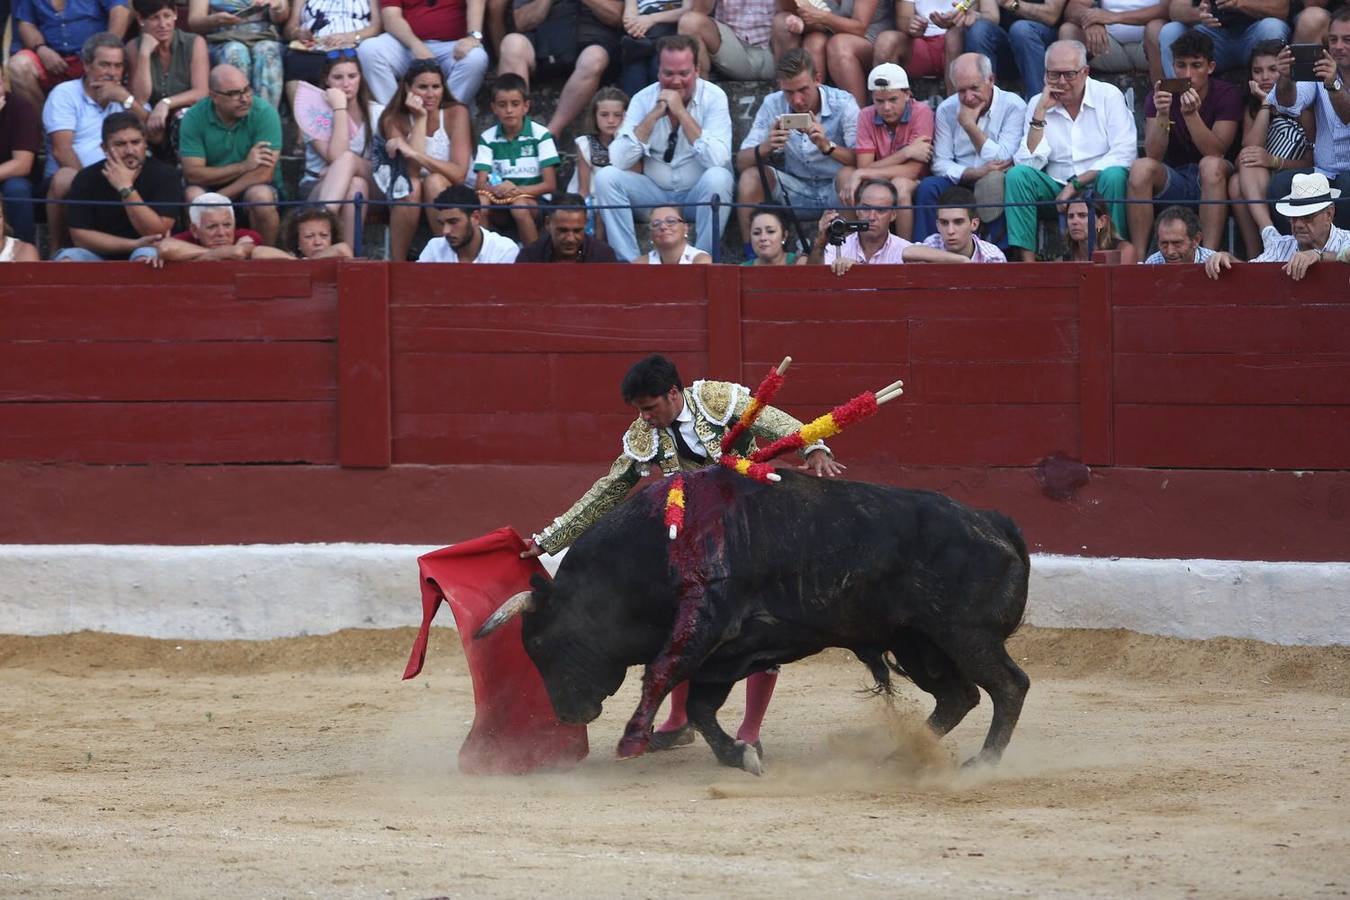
left=121, top=94, right=136, bottom=110
left=118, top=186, right=135, bottom=200
left=824, top=141, right=837, bottom=156
left=469, top=30, right=483, bottom=40
left=1332, top=76, right=1345, bottom=93
left=1069, top=175, right=1083, bottom=191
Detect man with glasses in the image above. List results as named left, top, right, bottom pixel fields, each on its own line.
left=178, top=63, right=283, bottom=246
left=593, top=34, right=734, bottom=261
left=809, top=178, right=972, bottom=274
left=965, top=0, right=1070, bottom=100
left=1006, top=39, right=1136, bottom=260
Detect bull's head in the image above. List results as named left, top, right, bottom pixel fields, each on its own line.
left=475, top=574, right=630, bottom=725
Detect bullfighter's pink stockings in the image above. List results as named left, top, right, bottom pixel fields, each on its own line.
left=736, top=670, right=778, bottom=745
left=656, top=681, right=690, bottom=732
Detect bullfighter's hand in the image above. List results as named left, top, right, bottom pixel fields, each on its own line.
left=1204, top=250, right=1232, bottom=280
left=801, top=449, right=846, bottom=478
left=520, top=539, right=546, bottom=559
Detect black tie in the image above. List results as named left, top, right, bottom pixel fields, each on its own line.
left=670, top=424, right=704, bottom=464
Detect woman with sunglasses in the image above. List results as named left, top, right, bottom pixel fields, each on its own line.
left=635, top=206, right=711, bottom=264
left=377, top=59, right=471, bottom=261
left=128, top=0, right=210, bottom=160
left=282, top=0, right=379, bottom=110
left=188, top=0, right=288, bottom=110
left=301, top=52, right=377, bottom=250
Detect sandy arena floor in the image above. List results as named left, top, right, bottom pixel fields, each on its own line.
left=1, top=626, right=1347, bottom=899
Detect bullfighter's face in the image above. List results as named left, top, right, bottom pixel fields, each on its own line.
left=631, top=387, right=683, bottom=430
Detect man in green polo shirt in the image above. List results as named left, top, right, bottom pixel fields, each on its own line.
left=178, top=64, right=283, bottom=247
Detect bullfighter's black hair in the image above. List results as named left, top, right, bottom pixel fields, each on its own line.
left=621, top=355, right=684, bottom=403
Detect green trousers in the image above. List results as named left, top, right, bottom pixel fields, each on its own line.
left=1004, top=165, right=1129, bottom=252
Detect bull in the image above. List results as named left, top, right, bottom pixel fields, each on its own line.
left=479, top=466, right=1030, bottom=775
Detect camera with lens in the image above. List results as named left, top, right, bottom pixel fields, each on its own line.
left=825, top=217, right=869, bottom=245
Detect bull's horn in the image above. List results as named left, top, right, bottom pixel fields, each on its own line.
left=474, top=590, right=536, bottom=639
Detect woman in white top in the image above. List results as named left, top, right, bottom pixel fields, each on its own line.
left=378, top=59, right=472, bottom=262
left=0, top=204, right=40, bottom=262
left=637, top=206, right=712, bottom=265
left=303, top=52, right=376, bottom=249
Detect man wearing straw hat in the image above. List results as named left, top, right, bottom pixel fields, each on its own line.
left=519, top=353, right=848, bottom=753
left=1204, top=171, right=1349, bottom=280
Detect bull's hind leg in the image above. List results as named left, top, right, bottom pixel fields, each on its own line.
left=936, top=635, right=1030, bottom=766
left=686, top=680, right=763, bottom=776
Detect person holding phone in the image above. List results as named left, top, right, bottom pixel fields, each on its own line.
left=1157, top=0, right=1288, bottom=77
left=735, top=48, right=858, bottom=258
left=1266, top=8, right=1350, bottom=228
left=1126, top=28, right=1239, bottom=258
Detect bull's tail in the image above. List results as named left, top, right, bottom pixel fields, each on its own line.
left=983, top=509, right=1031, bottom=640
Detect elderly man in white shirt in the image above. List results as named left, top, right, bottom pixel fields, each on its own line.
left=1005, top=39, right=1137, bottom=260
left=913, top=52, right=1026, bottom=241
left=1205, top=172, right=1350, bottom=280
left=593, top=34, right=735, bottom=261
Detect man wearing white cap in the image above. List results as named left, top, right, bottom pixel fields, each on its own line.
left=1204, top=172, right=1349, bottom=281
left=842, top=62, right=935, bottom=240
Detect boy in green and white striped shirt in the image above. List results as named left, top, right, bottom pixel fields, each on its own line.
left=474, top=73, right=560, bottom=244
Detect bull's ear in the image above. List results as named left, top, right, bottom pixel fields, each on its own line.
left=530, top=573, right=553, bottom=608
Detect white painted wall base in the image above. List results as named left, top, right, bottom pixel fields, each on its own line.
left=0, top=545, right=1345, bottom=646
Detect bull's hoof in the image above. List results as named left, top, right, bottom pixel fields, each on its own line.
left=737, top=740, right=763, bottom=776
left=961, top=748, right=1003, bottom=769
left=615, top=733, right=650, bottom=759
left=648, top=724, right=695, bottom=751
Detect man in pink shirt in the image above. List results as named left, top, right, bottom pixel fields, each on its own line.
left=809, top=178, right=970, bottom=273
left=844, top=62, right=935, bottom=239
left=920, top=185, right=1008, bottom=260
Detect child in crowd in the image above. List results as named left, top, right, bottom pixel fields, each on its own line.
left=1229, top=39, right=1313, bottom=257
left=378, top=58, right=472, bottom=262
left=473, top=73, right=560, bottom=245
left=302, top=50, right=376, bottom=251
left=566, top=86, right=631, bottom=241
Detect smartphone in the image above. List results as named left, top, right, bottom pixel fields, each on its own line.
left=778, top=113, right=813, bottom=131
left=1159, top=77, right=1190, bottom=94
left=1290, top=43, right=1322, bottom=82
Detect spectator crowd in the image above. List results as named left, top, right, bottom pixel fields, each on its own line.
left=1, top=0, right=1348, bottom=273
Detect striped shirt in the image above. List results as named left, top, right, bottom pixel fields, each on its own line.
left=1145, top=246, right=1216, bottom=265
left=473, top=120, right=560, bottom=186
left=1250, top=224, right=1350, bottom=262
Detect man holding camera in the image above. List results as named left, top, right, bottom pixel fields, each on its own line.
left=809, top=178, right=972, bottom=275
left=735, top=49, right=858, bottom=258
left=1266, top=9, right=1350, bottom=229
left=1125, top=29, right=1240, bottom=259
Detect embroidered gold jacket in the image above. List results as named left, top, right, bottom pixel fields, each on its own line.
left=534, top=379, right=829, bottom=554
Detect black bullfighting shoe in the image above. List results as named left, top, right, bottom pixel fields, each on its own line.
left=648, top=724, right=696, bottom=750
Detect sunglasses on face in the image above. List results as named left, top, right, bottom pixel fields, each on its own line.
left=326, top=46, right=357, bottom=60
left=407, top=58, right=441, bottom=75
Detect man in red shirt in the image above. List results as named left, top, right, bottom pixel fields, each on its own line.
left=356, top=0, right=490, bottom=106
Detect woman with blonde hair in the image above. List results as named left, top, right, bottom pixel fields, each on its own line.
left=377, top=59, right=472, bottom=261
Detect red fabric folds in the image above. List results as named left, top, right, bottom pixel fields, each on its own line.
left=404, top=526, right=589, bottom=775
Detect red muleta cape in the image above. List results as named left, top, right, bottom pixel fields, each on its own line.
left=404, top=527, right=588, bottom=775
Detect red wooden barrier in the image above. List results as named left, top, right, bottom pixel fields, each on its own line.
left=2, top=260, right=1347, bottom=559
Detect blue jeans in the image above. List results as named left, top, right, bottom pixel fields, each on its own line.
left=2, top=176, right=35, bottom=243
left=592, top=166, right=735, bottom=262
left=1159, top=20, right=1288, bottom=77
left=54, top=245, right=160, bottom=262
left=965, top=17, right=1057, bottom=100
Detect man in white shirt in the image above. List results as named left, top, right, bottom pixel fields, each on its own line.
left=593, top=34, right=734, bottom=261
left=921, top=186, right=1008, bottom=260
left=1005, top=39, right=1137, bottom=260
left=417, top=184, right=521, bottom=263
left=913, top=52, right=1026, bottom=242
left=1204, top=173, right=1349, bottom=280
